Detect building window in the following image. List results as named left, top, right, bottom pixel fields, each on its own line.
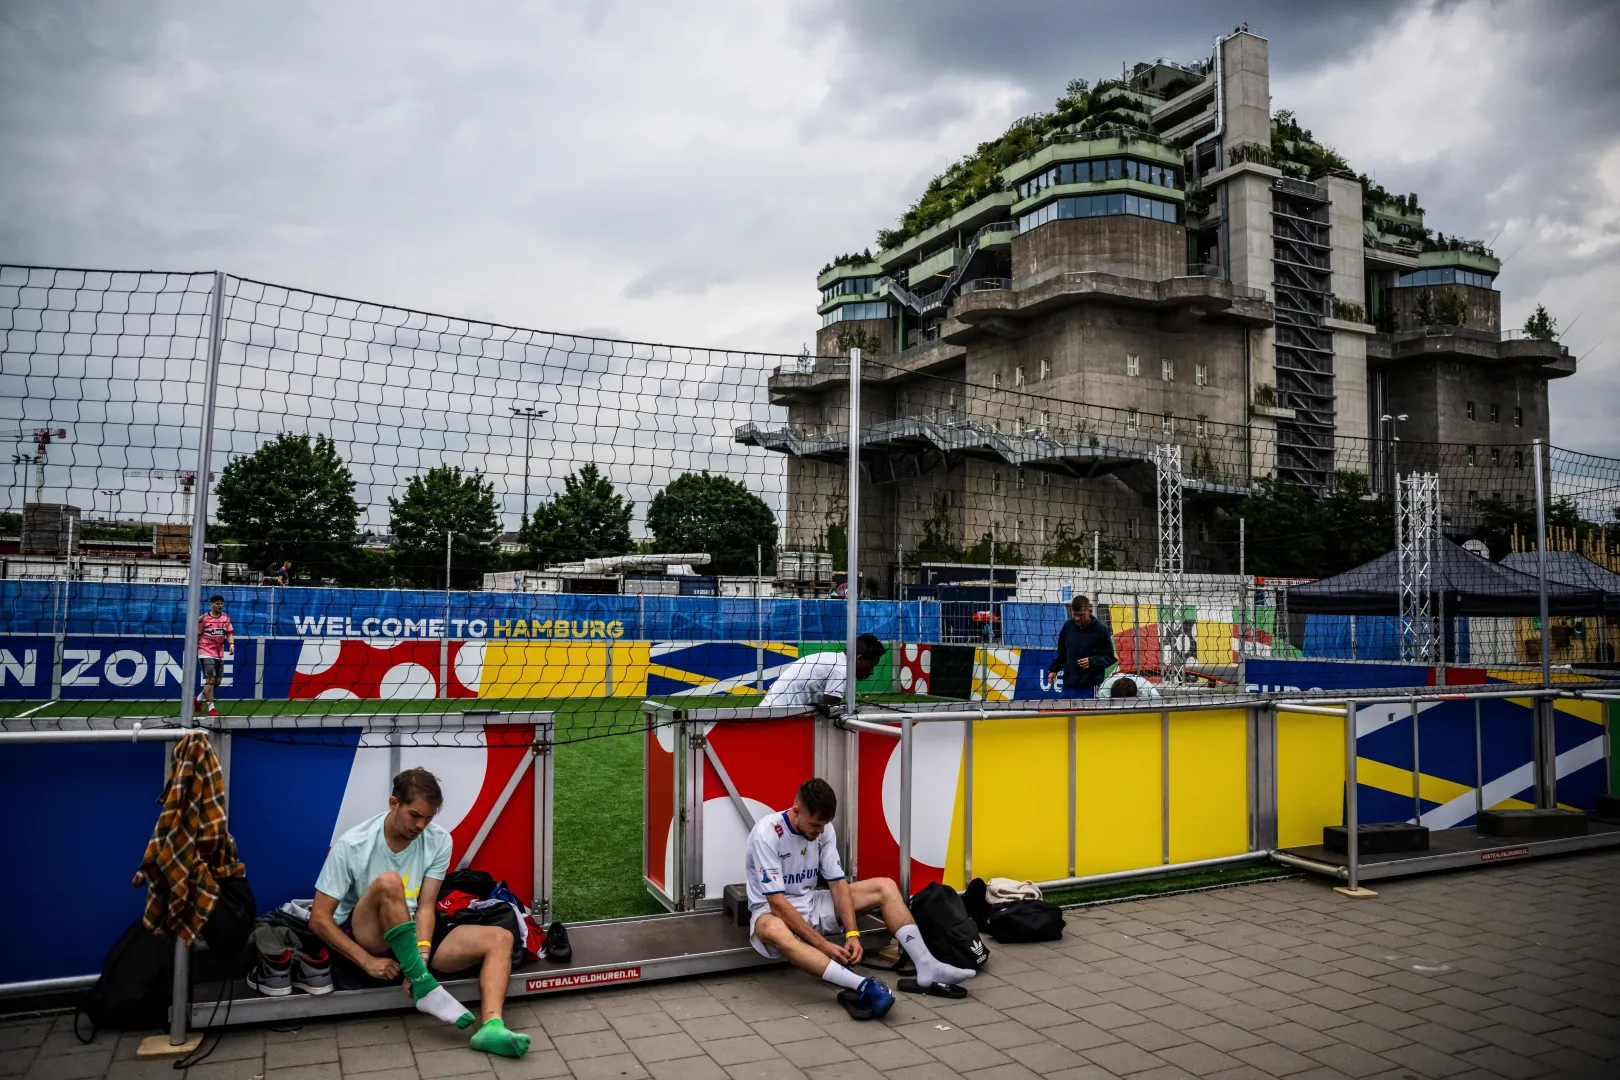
left=991, top=372, right=1001, bottom=389
left=1513, top=406, right=1523, bottom=428
left=1041, top=516, right=1048, bottom=543
left=1467, top=445, right=1476, bottom=466
left=819, top=301, right=891, bottom=327
left=1467, top=490, right=1478, bottom=506
left=1015, top=366, right=1026, bottom=386
left=1127, top=409, right=1140, bottom=429
left=1490, top=404, right=1500, bottom=423
left=1466, top=401, right=1476, bottom=420
left=1039, top=358, right=1051, bottom=380
left=1016, top=416, right=1025, bottom=433
left=1397, top=266, right=1496, bottom=290
left=1514, top=451, right=1524, bottom=469
left=1490, top=448, right=1500, bottom=466
left=1040, top=410, right=1050, bottom=428
left=1017, top=191, right=1182, bottom=232
left=1128, top=517, right=1140, bottom=539
left=1197, top=521, right=1209, bottom=542
left=1126, top=353, right=1140, bottom=377
left=1017, top=469, right=1027, bottom=489
left=993, top=471, right=1002, bottom=493
left=1041, top=472, right=1051, bottom=487
left=1195, top=416, right=1207, bottom=437
left=1195, top=363, right=1208, bottom=386
left=1161, top=414, right=1173, bottom=435
left=1014, top=519, right=1022, bottom=544
left=1161, top=358, right=1175, bottom=382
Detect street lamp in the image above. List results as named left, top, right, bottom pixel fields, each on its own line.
left=509, top=406, right=548, bottom=526
left=100, top=489, right=122, bottom=520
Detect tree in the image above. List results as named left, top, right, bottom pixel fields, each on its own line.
left=1473, top=495, right=1582, bottom=561
left=519, top=463, right=633, bottom=568
left=646, top=472, right=776, bottom=575
left=1523, top=303, right=1557, bottom=340
left=1227, top=471, right=1394, bottom=577
left=834, top=323, right=882, bottom=355
left=214, top=433, right=361, bottom=583
left=963, top=531, right=1024, bottom=566
left=1043, top=522, right=1118, bottom=570
left=388, top=466, right=500, bottom=589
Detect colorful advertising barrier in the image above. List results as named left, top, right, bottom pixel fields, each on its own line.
left=3, top=714, right=549, bottom=985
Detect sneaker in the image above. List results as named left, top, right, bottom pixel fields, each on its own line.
left=544, top=921, right=571, bottom=963
left=207, top=704, right=218, bottom=717
left=247, top=949, right=293, bottom=997
left=293, top=947, right=333, bottom=995
left=854, top=977, right=894, bottom=1018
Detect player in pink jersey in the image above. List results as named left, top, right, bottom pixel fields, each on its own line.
left=196, top=594, right=234, bottom=717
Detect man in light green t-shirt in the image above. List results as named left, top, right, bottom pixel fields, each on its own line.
left=309, top=768, right=531, bottom=1059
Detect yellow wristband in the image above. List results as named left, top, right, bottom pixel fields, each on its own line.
left=417, top=940, right=432, bottom=948
left=844, top=931, right=860, bottom=939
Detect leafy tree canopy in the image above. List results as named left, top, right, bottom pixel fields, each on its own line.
left=519, top=463, right=633, bottom=569
left=1523, top=304, right=1557, bottom=340
left=1472, top=495, right=1583, bottom=561
left=1042, top=522, right=1119, bottom=570
left=963, top=531, right=1024, bottom=566
left=214, top=433, right=360, bottom=583
left=388, top=465, right=500, bottom=589
left=1227, top=471, right=1394, bottom=578
left=646, top=472, right=776, bottom=576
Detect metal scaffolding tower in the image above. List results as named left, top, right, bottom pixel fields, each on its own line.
left=1271, top=178, right=1335, bottom=490
left=1397, top=472, right=1439, bottom=662
left=1156, top=444, right=1188, bottom=685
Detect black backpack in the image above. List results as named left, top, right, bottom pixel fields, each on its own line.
left=907, top=882, right=990, bottom=971
left=76, top=920, right=174, bottom=1037
left=985, top=899, right=1065, bottom=944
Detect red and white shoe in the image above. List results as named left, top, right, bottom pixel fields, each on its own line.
left=207, top=704, right=218, bottom=717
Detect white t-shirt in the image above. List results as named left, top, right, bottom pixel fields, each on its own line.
left=744, top=809, right=845, bottom=916
left=760, top=652, right=846, bottom=707
left=314, top=812, right=452, bottom=925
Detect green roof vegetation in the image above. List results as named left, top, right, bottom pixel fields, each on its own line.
left=874, top=77, right=1159, bottom=251
left=818, top=249, right=876, bottom=276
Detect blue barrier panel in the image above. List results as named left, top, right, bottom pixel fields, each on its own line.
left=1002, top=603, right=1066, bottom=649
left=0, top=637, right=53, bottom=700
left=4, top=741, right=167, bottom=982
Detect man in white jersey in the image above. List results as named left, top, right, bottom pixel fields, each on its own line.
left=760, top=634, right=886, bottom=709
left=745, top=778, right=976, bottom=1019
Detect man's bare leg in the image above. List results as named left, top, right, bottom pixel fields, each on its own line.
left=753, top=915, right=850, bottom=979
left=430, top=925, right=529, bottom=1058
left=346, top=873, right=474, bottom=1026
left=848, top=877, right=976, bottom=989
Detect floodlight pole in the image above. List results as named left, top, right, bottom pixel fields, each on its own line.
left=845, top=348, right=861, bottom=712
left=510, top=406, right=546, bottom=525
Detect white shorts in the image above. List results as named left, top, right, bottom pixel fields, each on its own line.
left=748, top=889, right=839, bottom=958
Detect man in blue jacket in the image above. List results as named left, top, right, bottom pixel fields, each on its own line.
left=1048, top=595, right=1116, bottom=695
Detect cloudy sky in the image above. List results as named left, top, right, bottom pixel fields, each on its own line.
left=2, top=0, right=1617, bottom=461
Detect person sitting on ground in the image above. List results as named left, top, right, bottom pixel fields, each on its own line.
left=745, top=778, right=976, bottom=1018
left=759, top=633, right=886, bottom=709
left=1047, top=595, right=1116, bottom=696
left=308, top=768, right=531, bottom=1059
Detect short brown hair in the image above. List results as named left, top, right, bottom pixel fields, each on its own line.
left=797, top=777, right=837, bottom=820
left=392, top=767, right=443, bottom=807
left=1071, top=595, right=1092, bottom=610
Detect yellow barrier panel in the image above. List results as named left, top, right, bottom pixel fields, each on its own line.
left=963, top=716, right=1071, bottom=883
left=1169, top=709, right=1249, bottom=862
left=1276, top=709, right=1345, bottom=848
left=480, top=641, right=651, bottom=698
left=1074, top=711, right=1163, bottom=875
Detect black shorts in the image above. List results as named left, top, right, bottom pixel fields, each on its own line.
left=198, top=656, right=225, bottom=680
left=343, top=904, right=517, bottom=975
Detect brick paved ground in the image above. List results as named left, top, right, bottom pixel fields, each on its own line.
left=6, top=851, right=1618, bottom=1080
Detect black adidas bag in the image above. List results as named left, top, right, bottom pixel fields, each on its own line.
left=76, top=920, right=175, bottom=1037
left=907, top=882, right=989, bottom=971
left=985, top=899, right=1065, bottom=944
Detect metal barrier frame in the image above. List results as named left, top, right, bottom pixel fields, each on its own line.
left=0, top=710, right=554, bottom=1044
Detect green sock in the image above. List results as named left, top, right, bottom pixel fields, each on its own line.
left=383, top=922, right=439, bottom=1000
left=470, top=1017, right=530, bottom=1059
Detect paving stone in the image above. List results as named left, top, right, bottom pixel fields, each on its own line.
left=1080, top=1039, right=1170, bottom=1075
left=1456, top=1044, right=1553, bottom=1079
left=335, top=1018, right=407, bottom=1047
left=1152, top=1040, right=1243, bottom=1077
left=702, top=1035, right=779, bottom=1067
left=1531, top=1047, right=1615, bottom=1080
left=644, top=1058, right=729, bottom=1080
left=488, top=1049, right=572, bottom=1080
left=339, top=1041, right=416, bottom=1072
left=554, top=1029, right=632, bottom=1060
left=540, top=1008, right=613, bottom=1037
left=611, top=1011, right=685, bottom=1039
left=264, top=1063, right=345, bottom=1080
left=959, top=1063, right=1044, bottom=1080
left=1227, top=1041, right=1318, bottom=1076
left=801, top=1061, right=887, bottom=1080
left=722, top=1062, right=806, bottom=1080
left=626, top=1031, right=705, bottom=1063
left=880, top=1066, right=961, bottom=1080
left=852, top=1037, right=935, bottom=1070
left=1113, top=1021, right=1193, bottom=1052
left=22, top=1050, right=113, bottom=1080
left=567, top=1052, right=651, bottom=1080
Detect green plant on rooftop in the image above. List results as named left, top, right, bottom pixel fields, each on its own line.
left=963, top=531, right=1023, bottom=566
left=1524, top=304, right=1557, bottom=340
left=1157, top=73, right=1205, bottom=100
left=1228, top=141, right=1272, bottom=168
left=873, top=76, right=1157, bottom=250
left=1330, top=296, right=1366, bottom=323
left=1269, top=110, right=1350, bottom=179
left=1043, top=521, right=1118, bottom=570
left=1435, top=292, right=1467, bottom=326
left=819, top=249, right=875, bottom=276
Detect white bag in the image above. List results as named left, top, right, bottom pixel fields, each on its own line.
left=985, top=878, right=1042, bottom=903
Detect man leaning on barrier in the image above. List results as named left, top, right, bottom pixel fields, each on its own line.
left=745, top=778, right=976, bottom=1019
left=308, top=768, right=532, bottom=1059
left=760, top=632, right=886, bottom=709
left=1049, top=595, right=1116, bottom=696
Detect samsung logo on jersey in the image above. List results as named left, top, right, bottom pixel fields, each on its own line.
left=779, top=868, right=819, bottom=885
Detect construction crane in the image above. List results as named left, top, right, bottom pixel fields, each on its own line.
left=124, top=468, right=216, bottom=521
left=2, top=427, right=67, bottom=504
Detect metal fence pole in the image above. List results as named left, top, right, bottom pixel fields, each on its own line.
left=170, top=269, right=224, bottom=1048
left=1533, top=439, right=1551, bottom=688
left=899, top=714, right=913, bottom=896
left=1410, top=697, right=1422, bottom=825
left=845, top=348, right=861, bottom=710
left=1474, top=698, right=1484, bottom=822
left=1345, top=705, right=1360, bottom=892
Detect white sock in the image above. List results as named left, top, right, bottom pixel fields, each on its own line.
left=415, top=984, right=473, bottom=1025
left=896, top=924, right=976, bottom=988
left=820, top=960, right=865, bottom=991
